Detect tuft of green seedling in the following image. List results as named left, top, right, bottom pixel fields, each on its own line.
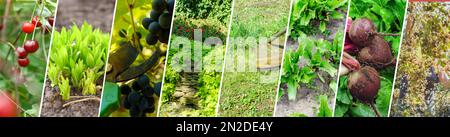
left=48, top=22, right=109, bottom=100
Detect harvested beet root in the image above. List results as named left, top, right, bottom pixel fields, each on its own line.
left=357, top=36, right=393, bottom=69
left=347, top=66, right=380, bottom=104
left=349, top=18, right=376, bottom=47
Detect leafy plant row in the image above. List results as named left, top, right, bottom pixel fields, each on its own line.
left=289, top=0, right=347, bottom=38
left=175, top=0, right=232, bottom=25
left=48, top=22, right=109, bottom=100
left=281, top=31, right=342, bottom=101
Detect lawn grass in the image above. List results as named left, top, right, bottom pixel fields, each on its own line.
left=230, top=0, right=290, bottom=38
left=218, top=0, right=291, bottom=116
left=219, top=72, right=278, bottom=116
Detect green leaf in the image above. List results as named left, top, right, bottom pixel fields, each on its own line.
left=100, top=82, right=120, bottom=117
left=317, top=95, right=332, bottom=117
left=334, top=102, right=349, bottom=117
left=290, top=112, right=308, bottom=117
left=319, top=21, right=326, bottom=32
left=47, top=64, right=59, bottom=87
left=350, top=102, right=376, bottom=117
left=329, top=80, right=337, bottom=93
left=330, top=11, right=344, bottom=19
left=287, top=80, right=298, bottom=101
left=376, top=77, right=393, bottom=117
left=82, top=70, right=97, bottom=95
left=337, top=89, right=352, bottom=105
left=59, top=77, right=70, bottom=101
left=319, top=61, right=337, bottom=77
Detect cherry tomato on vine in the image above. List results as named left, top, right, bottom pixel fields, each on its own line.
left=22, top=22, right=35, bottom=34
left=32, top=16, right=42, bottom=27
left=23, top=40, right=39, bottom=53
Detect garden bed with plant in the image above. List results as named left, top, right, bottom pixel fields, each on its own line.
left=276, top=0, right=347, bottom=117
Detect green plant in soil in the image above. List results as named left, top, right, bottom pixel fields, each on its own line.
left=279, top=33, right=342, bottom=117
left=281, top=32, right=342, bottom=102
left=0, top=0, right=57, bottom=117
left=289, top=0, right=347, bottom=39
left=48, top=22, right=109, bottom=100
left=100, top=0, right=171, bottom=117
left=276, top=0, right=346, bottom=117
left=334, top=0, right=406, bottom=117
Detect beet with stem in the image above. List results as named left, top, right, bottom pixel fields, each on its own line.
left=347, top=66, right=381, bottom=117
left=349, top=18, right=400, bottom=47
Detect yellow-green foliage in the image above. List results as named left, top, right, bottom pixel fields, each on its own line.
left=48, top=22, right=109, bottom=100
left=392, top=2, right=450, bottom=116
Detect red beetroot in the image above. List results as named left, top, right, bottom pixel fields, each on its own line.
left=357, top=36, right=393, bottom=69
left=347, top=66, right=380, bottom=104
left=349, top=18, right=376, bottom=47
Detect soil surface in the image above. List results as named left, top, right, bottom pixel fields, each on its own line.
left=40, top=79, right=102, bottom=117
left=55, top=0, right=116, bottom=32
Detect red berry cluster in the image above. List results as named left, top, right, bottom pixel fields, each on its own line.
left=16, top=16, right=43, bottom=67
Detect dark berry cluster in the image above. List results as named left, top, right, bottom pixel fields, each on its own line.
left=120, top=75, right=162, bottom=117
left=142, top=0, right=174, bottom=45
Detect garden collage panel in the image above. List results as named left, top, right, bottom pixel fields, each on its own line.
left=0, top=0, right=448, bottom=117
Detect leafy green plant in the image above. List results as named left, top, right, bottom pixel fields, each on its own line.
left=290, top=0, right=347, bottom=38
left=317, top=95, right=333, bottom=117
left=196, top=47, right=224, bottom=116
left=281, top=31, right=342, bottom=101
left=175, top=0, right=232, bottom=25
left=288, top=95, right=332, bottom=117
left=59, top=77, right=70, bottom=101
left=289, top=112, right=308, bottom=117
left=161, top=63, right=181, bottom=103
left=49, top=22, right=109, bottom=100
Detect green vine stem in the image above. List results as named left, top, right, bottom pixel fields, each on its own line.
left=126, top=0, right=146, bottom=59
